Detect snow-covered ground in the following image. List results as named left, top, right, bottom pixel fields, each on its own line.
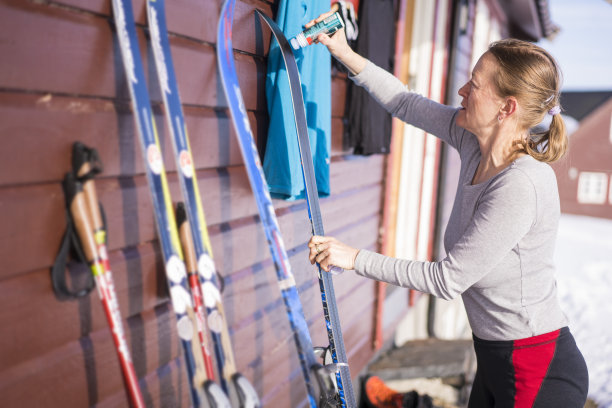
left=555, top=214, right=612, bottom=408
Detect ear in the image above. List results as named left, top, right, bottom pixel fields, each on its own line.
left=499, top=96, right=518, bottom=119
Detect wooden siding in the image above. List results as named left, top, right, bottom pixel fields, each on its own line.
left=0, top=0, right=385, bottom=406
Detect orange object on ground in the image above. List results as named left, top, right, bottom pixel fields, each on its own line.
left=363, top=376, right=404, bottom=408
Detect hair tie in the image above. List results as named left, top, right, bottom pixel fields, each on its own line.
left=548, top=105, right=561, bottom=116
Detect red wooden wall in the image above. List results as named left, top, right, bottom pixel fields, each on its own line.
left=553, top=98, right=612, bottom=220
left=0, top=0, right=386, bottom=406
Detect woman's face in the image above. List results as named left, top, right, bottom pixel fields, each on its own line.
left=456, top=52, right=505, bottom=135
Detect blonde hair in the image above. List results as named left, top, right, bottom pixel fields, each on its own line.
left=487, top=39, right=567, bottom=163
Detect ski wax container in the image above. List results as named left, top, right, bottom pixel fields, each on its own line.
left=290, top=12, right=345, bottom=50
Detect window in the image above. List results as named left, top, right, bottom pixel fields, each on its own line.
left=577, top=172, right=608, bottom=204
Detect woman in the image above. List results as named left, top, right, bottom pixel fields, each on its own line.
left=305, top=12, right=589, bottom=408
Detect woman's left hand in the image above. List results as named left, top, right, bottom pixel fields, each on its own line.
left=308, top=235, right=359, bottom=272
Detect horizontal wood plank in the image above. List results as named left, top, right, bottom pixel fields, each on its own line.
left=0, top=92, right=355, bottom=186
left=52, top=0, right=274, bottom=56
left=0, top=0, right=265, bottom=110
left=0, top=302, right=183, bottom=407
left=0, top=93, right=258, bottom=186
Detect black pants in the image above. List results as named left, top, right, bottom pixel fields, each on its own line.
left=468, top=327, right=588, bottom=408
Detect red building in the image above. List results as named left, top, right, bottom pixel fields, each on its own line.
left=553, top=95, right=612, bottom=220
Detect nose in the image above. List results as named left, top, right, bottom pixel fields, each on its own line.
left=458, top=82, right=469, bottom=99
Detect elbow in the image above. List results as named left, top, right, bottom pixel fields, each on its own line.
left=429, top=262, right=464, bottom=300
left=388, top=94, right=411, bottom=118
left=431, top=279, right=462, bottom=300
left=437, top=287, right=461, bottom=301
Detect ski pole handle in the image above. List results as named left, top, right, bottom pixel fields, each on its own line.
left=65, top=175, right=99, bottom=268
left=72, top=143, right=105, bottom=237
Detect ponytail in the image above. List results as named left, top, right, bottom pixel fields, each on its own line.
left=523, top=111, right=568, bottom=163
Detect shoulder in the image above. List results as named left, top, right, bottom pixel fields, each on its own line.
left=485, top=158, right=543, bottom=204
left=508, top=155, right=557, bottom=190
left=487, top=155, right=558, bottom=207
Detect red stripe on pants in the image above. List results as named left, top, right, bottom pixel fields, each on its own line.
left=512, top=329, right=560, bottom=408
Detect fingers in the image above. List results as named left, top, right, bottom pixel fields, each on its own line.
left=315, top=28, right=349, bottom=60
left=309, top=247, right=331, bottom=272
left=316, top=33, right=331, bottom=46
left=309, top=235, right=332, bottom=246
left=315, top=249, right=331, bottom=271
left=317, top=26, right=346, bottom=43
left=308, top=235, right=356, bottom=272
left=308, top=240, right=328, bottom=264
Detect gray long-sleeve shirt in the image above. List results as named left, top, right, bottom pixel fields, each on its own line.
left=351, top=61, right=568, bottom=341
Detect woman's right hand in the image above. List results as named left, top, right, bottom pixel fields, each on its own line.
left=304, top=10, right=366, bottom=75
left=308, top=235, right=359, bottom=272
left=304, top=11, right=352, bottom=60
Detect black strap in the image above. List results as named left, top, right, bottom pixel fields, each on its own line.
left=50, top=173, right=95, bottom=300
left=50, top=209, right=95, bottom=299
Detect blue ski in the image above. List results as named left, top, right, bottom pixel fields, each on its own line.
left=255, top=11, right=356, bottom=407
left=110, top=0, right=226, bottom=406
left=217, top=1, right=338, bottom=406
left=146, top=0, right=259, bottom=406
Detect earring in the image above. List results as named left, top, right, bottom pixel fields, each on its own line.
left=498, top=115, right=502, bottom=123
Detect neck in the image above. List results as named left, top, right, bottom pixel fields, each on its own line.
left=479, top=135, right=512, bottom=165
left=473, top=126, right=525, bottom=184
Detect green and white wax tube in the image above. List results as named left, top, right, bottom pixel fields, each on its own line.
left=290, top=12, right=345, bottom=50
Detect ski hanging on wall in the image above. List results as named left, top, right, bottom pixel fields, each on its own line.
left=109, top=0, right=229, bottom=406
left=217, top=1, right=343, bottom=406
left=254, top=11, right=356, bottom=407
left=146, top=0, right=260, bottom=406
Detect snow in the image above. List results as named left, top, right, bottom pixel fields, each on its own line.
left=555, top=214, right=612, bottom=407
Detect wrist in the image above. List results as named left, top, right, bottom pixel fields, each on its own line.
left=338, top=48, right=358, bottom=65
left=350, top=248, right=360, bottom=270
left=340, top=52, right=366, bottom=76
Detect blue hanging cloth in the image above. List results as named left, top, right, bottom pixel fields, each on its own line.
left=263, top=0, right=331, bottom=200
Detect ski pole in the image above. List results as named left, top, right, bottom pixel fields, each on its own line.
left=63, top=172, right=145, bottom=408
left=176, top=202, right=217, bottom=380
